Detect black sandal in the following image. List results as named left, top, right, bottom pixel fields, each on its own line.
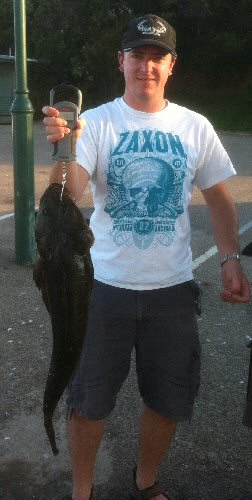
left=131, top=467, right=177, bottom=500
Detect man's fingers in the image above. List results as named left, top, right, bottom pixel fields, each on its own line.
left=221, top=291, right=249, bottom=303
left=43, top=116, right=68, bottom=127
left=45, top=127, right=70, bottom=143
left=76, top=118, right=86, bottom=129
left=42, top=107, right=70, bottom=143
left=42, top=105, right=59, bottom=117
left=42, top=107, right=85, bottom=143
left=221, top=278, right=250, bottom=303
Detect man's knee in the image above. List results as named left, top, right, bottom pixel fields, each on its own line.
left=69, top=409, right=105, bottom=429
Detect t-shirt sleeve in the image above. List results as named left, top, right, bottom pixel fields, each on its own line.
left=193, top=122, right=236, bottom=190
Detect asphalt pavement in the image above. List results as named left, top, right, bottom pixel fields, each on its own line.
left=1, top=124, right=252, bottom=500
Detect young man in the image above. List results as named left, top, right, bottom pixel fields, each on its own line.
left=43, top=14, right=250, bottom=500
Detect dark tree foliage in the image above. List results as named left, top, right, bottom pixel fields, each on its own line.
left=1, top=0, right=251, bottom=113
left=0, top=0, right=14, bottom=54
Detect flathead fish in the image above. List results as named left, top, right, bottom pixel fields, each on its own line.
left=33, top=183, right=94, bottom=455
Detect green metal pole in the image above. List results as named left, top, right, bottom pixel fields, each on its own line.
left=11, top=0, right=36, bottom=264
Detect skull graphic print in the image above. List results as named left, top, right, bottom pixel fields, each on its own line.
left=104, top=128, right=188, bottom=250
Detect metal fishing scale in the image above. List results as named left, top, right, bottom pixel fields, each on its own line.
left=50, top=83, right=82, bottom=201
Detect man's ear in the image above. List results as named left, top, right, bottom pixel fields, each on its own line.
left=118, top=51, right=124, bottom=73
left=169, top=56, right=176, bottom=75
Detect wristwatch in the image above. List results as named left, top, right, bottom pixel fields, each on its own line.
left=220, top=252, right=241, bottom=267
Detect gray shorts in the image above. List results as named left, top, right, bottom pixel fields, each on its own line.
left=67, top=279, right=201, bottom=421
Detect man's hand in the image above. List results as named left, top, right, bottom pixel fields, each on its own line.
left=221, top=259, right=250, bottom=303
left=41, top=106, right=89, bottom=202
left=42, top=105, right=85, bottom=143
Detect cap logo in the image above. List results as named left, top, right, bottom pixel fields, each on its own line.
left=137, top=19, right=167, bottom=37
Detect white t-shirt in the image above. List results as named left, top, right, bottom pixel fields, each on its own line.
left=76, top=97, right=236, bottom=290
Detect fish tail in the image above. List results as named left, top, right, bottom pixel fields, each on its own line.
left=44, top=414, right=59, bottom=455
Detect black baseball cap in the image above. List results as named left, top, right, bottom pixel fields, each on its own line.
left=122, top=14, right=177, bottom=58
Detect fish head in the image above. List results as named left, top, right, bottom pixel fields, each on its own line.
left=35, top=183, right=94, bottom=261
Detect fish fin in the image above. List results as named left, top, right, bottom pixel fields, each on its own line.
left=33, top=259, right=51, bottom=313
left=33, top=258, right=44, bottom=290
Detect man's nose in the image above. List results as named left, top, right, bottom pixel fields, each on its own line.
left=141, top=58, right=154, bottom=72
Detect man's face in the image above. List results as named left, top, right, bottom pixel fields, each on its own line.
left=118, top=45, right=176, bottom=111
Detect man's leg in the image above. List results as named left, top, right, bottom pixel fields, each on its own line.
left=67, top=282, right=136, bottom=499
left=134, top=283, right=200, bottom=499
left=135, top=406, right=176, bottom=500
left=68, top=411, right=105, bottom=500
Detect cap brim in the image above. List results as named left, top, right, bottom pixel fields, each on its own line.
left=123, top=39, right=177, bottom=58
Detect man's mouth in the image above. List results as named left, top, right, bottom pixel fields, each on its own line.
left=138, top=77, right=155, bottom=82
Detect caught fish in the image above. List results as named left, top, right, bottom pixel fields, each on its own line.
left=243, top=340, right=252, bottom=428
left=33, top=183, right=94, bottom=455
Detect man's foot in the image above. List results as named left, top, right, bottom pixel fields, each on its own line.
left=131, top=467, right=177, bottom=499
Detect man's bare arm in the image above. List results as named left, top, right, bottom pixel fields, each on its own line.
left=49, top=161, right=90, bottom=202
left=202, top=182, right=250, bottom=303
left=202, top=182, right=239, bottom=255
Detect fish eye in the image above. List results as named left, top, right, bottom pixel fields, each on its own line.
left=42, top=208, right=48, bottom=215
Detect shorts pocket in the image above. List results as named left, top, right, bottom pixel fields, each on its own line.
left=189, top=280, right=202, bottom=316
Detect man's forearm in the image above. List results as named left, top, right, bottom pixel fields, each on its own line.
left=50, top=161, right=90, bottom=202
left=209, top=202, right=240, bottom=256
left=202, top=182, right=240, bottom=257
